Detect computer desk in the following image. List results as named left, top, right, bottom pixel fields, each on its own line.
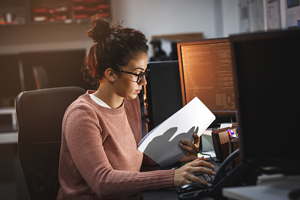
left=143, top=188, right=178, bottom=200
left=143, top=189, right=214, bottom=200
left=144, top=158, right=300, bottom=200
left=222, top=175, right=300, bottom=200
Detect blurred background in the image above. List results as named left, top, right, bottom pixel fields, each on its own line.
left=0, top=0, right=291, bottom=199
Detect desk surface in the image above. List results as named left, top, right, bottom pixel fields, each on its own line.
left=143, top=188, right=178, bottom=200
left=143, top=189, right=214, bottom=200
left=223, top=175, right=300, bottom=200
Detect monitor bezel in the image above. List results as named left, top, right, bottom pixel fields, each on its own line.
left=230, top=29, right=300, bottom=174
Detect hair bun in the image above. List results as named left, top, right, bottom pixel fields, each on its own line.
left=87, top=15, right=111, bottom=43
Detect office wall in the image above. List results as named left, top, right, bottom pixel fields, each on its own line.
left=222, top=0, right=240, bottom=37
left=111, top=0, right=240, bottom=39
left=0, top=0, right=240, bottom=56
left=111, top=0, right=217, bottom=38
left=110, top=0, right=240, bottom=56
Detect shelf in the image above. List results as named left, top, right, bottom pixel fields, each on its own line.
left=0, top=0, right=110, bottom=26
left=30, top=0, right=110, bottom=24
left=0, top=0, right=26, bottom=26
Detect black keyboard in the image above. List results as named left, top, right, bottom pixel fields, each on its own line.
left=177, top=159, right=220, bottom=198
left=194, top=158, right=220, bottom=184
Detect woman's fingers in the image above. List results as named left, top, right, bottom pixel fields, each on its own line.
left=190, top=157, right=215, bottom=169
left=192, top=133, right=200, bottom=148
left=174, top=157, right=216, bottom=187
left=186, top=172, right=212, bottom=186
left=180, top=133, right=200, bottom=153
left=180, top=140, right=199, bottom=155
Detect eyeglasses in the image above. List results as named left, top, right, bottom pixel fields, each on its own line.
left=119, top=69, right=150, bottom=84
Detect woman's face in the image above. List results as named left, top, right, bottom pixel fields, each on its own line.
left=114, top=53, right=148, bottom=100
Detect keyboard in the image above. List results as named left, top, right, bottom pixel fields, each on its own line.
left=177, top=159, right=220, bottom=198
left=194, top=158, right=220, bottom=184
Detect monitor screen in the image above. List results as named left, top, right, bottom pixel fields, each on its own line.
left=177, top=38, right=236, bottom=117
left=230, top=29, right=300, bottom=173
left=144, top=61, right=183, bottom=132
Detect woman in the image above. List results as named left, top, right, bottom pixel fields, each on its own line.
left=57, top=14, right=215, bottom=200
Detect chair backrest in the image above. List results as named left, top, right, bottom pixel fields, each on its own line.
left=15, top=86, right=86, bottom=200
left=33, top=66, right=50, bottom=89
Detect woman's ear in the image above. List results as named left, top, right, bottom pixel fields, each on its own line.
left=104, top=68, right=116, bottom=82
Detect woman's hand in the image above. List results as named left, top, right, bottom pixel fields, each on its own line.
left=174, top=156, right=215, bottom=187
left=178, top=133, right=200, bottom=163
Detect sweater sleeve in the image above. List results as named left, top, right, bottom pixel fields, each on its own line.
left=62, top=103, right=174, bottom=199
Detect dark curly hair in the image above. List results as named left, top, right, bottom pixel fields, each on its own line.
left=82, top=13, right=149, bottom=85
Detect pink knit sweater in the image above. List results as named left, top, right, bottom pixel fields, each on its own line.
left=57, top=91, right=174, bottom=200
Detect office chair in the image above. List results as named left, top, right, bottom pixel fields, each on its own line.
left=15, top=86, right=86, bottom=200
left=33, top=66, right=50, bottom=89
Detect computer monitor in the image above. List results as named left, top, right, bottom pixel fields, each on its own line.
left=177, top=38, right=236, bottom=117
left=230, top=29, right=300, bottom=173
left=144, top=61, right=183, bottom=132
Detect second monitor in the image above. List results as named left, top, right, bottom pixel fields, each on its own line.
left=144, top=61, right=183, bottom=132
left=177, top=38, right=236, bottom=117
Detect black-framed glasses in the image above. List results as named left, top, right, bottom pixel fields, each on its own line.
left=119, top=69, right=150, bottom=84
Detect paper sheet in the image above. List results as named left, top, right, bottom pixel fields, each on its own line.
left=138, top=97, right=216, bottom=167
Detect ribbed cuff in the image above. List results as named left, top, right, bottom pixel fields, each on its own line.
left=137, top=168, right=175, bottom=191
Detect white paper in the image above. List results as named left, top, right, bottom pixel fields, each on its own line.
left=220, top=123, right=233, bottom=129
left=249, top=0, right=265, bottom=31
left=267, top=0, right=281, bottom=30
left=138, top=97, right=216, bottom=167
left=239, top=0, right=250, bottom=32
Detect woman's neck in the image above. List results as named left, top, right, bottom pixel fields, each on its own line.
left=93, top=84, right=124, bottom=109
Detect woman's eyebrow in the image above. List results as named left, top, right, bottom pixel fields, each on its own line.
left=133, top=67, right=146, bottom=71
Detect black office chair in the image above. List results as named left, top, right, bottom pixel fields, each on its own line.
left=33, top=66, right=50, bottom=89
left=15, top=86, right=86, bottom=200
